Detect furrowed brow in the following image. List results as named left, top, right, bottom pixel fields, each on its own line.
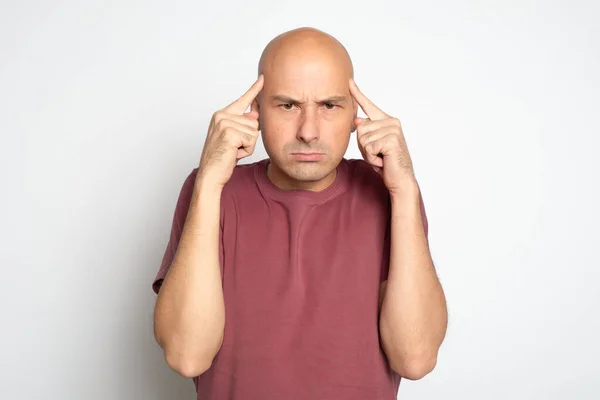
left=270, top=95, right=348, bottom=104
left=317, top=96, right=347, bottom=104
left=271, top=95, right=304, bottom=104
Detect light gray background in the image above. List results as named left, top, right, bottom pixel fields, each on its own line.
left=1, top=0, right=599, bottom=399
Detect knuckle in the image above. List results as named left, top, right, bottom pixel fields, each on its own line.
left=216, top=119, right=231, bottom=133
left=383, top=127, right=395, bottom=138
left=242, top=116, right=259, bottom=130
left=213, top=110, right=225, bottom=122
left=221, top=127, right=235, bottom=141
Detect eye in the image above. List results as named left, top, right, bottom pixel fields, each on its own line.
left=324, top=103, right=337, bottom=110
left=280, top=103, right=295, bottom=110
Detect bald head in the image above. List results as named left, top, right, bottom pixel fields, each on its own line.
left=253, top=28, right=358, bottom=189
left=258, top=27, right=354, bottom=81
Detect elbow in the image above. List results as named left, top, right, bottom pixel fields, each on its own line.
left=156, top=333, right=215, bottom=379
left=153, top=320, right=213, bottom=378
left=154, top=324, right=222, bottom=379
left=389, top=352, right=438, bottom=381
left=164, top=350, right=213, bottom=379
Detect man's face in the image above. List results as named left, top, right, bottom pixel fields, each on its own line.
left=257, top=51, right=357, bottom=185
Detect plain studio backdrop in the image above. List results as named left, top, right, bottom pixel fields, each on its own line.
left=1, top=0, right=599, bottom=399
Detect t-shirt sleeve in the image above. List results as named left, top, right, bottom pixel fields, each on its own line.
left=380, top=188, right=429, bottom=282
left=152, top=169, right=198, bottom=294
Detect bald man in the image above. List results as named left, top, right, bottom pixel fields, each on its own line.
left=152, top=27, right=447, bottom=399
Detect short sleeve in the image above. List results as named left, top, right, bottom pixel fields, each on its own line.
left=151, top=169, right=198, bottom=294
left=380, top=188, right=429, bottom=282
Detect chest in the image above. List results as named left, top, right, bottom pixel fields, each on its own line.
left=221, top=195, right=388, bottom=309
left=215, top=193, right=391, bottom=383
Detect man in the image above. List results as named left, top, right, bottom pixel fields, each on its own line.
left=152, top=27, right=447, bottom=399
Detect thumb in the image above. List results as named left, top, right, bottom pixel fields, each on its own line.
left=244, top=110, right=259, bottom=120
left=247, top=99, right=260, bottom=130
left=250, top=98, right=259, bottom=114
left=354, top=117, right=368, bottom=127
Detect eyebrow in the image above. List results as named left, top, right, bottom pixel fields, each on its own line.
left=271, top=95, right=348, bottom=104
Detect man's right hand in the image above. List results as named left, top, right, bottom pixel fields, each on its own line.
left=198, top=75, right=264, bottom=188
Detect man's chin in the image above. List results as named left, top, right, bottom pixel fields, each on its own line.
left=286, top=161, right=333, bottom=182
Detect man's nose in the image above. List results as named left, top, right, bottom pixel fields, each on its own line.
left=296, top=107, right=319, bottom=143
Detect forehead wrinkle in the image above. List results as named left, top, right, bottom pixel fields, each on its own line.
left=270, top=94, right=349, bottom=104
left=318, top=95, right=347, bottom=103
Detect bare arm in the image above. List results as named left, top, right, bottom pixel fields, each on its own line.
left=152, top=75, right=263, bottom=378
left=348, top=78, right=447, bottom=381
left=153, top=176, right=225, bottom=378
left=379, top=184, right=448, bottom=380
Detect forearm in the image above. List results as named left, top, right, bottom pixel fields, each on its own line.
left=379, top=184, right=447, bottom=380
left=154, top=177, right=225, bottom=377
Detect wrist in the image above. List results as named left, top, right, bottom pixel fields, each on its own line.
left=389, top=179, right=420, bottom=203
left=389, top=182, right=421, bottom=217
left=195, top=171, right=225, bottom=192
left=193, top=175, right=224, bottom=203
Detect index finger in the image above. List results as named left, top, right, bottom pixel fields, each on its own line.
left=349, top=79, right=387, bottom=121
left=225, top=74, right=264, bottom=115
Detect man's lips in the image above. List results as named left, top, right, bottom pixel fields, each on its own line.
left=291, top=152, right=325, bottom=161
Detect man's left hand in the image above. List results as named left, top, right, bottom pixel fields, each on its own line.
left=349, top=79, right=417, bottom=195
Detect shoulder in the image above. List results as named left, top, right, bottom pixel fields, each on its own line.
left=342, top=158, right=389, bottom=200
left=221, top=159, right=266, bottom=207
left=226, top=159, right=263, bottom=188
left=174, top=161, right=262, bottom=220
left=178, top=160, right=263, bottom=193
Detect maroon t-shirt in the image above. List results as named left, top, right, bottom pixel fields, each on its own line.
left=153, top=158, right=428, bottom=399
